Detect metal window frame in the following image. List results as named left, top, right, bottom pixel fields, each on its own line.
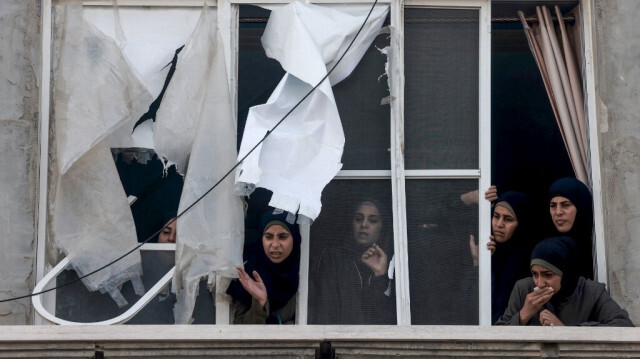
left=396, top=0, right=491, bottom=326
left=35, top=0, right=602, bottom=327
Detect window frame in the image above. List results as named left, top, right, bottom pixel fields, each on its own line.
left=35, top=0, right=604, bottom=327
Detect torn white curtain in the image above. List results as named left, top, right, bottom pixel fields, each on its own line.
left=51, top=2, right=150, bottom=306
left=153, top=6, right=244, bottom=324
left=236, top=2, right=389, bottom=221
left=519, top=6, right=589, bottom=184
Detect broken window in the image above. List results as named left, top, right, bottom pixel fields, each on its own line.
left=36, top=0, right=597, bottom=327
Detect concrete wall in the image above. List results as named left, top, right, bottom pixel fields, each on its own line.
left=1, top=0, right=639, bottom=328
left=594, top=0, right=640, bottom=325
left=0, top=0, right=40, bottom=325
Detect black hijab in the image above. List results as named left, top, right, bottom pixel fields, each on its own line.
left=530, top=236, right=580, bottom=304
left=491, top=191, right=533, bottom=323
left=226, top=210, right=301, bottom=317
left=548, top=177, right=593, bottom=279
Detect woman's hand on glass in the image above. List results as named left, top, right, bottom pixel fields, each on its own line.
left=236, top=266, right=267, bottom=307
left=361, top=243, right=388, bottom=277
left=487, top=235, right=497, bottom=255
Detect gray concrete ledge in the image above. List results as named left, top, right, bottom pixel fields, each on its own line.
left=0, top=325, right=639, bottom=358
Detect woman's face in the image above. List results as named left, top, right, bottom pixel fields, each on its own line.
left=491, top=205, right=518, bottom=243
left=353, top=204, right=382, bottom=246
left=531, top=264, right=562, bottom=293
left=549, top=196, right=577, bottom=233
left=262, top=224, right=294, bottom=264
left=158, top=218, right=177, bottom=243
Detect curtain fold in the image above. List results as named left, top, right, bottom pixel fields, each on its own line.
left=519, top=5, right=589, bottom=185
left=153, top=5, right=244, bottom=324
left=51, top=1, right=150, bottom=306
left=235, top=2, right=390, bottom=222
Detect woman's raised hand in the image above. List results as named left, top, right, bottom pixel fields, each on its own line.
left=361, top=243, right=388, bottom=277
left=236, top=266, right=268, bottom=307
left=519, top=286, right=554, bottom=325
left=487, top=235, right=497, bottom=255
left=485, top=185, right=498, bottom=202
left=469, top=235, right=479, bottom=267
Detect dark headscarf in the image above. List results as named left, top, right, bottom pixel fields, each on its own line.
left=226, top=209, right=301, bottom=320
left=491, top=191, right=533, bottom=323
left=530, top=236, right=580, bottom=303
left=548, top=177, right=593, bottom=279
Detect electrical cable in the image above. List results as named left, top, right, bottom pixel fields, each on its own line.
left=0, top=0, right=380, bottom=304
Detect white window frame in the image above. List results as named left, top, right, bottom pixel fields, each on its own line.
left=35, top=0, right=604, bottom=327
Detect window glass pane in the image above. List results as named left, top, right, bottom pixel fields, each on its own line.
left=404, top=8, right=479, bottom=169
left=113, top=150, right=183, bottom=243
left=406, top=179, right=478, bottom=324
left=54, top=250, right=216, bottom=324
left=308, top=179, right=396, bottom=324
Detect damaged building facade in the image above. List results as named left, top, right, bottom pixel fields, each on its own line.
left=1, top=0, right=640, bottom=357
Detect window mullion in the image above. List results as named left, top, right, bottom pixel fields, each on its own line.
left=214, top=0, right=235, bottom=325
left=390, top=0, right=411, bottom=326
left=580, top=0, right=607, bottom=285
left=36, top=0, right=54, bottom=326
left=477, top=0, right=492, bottom=326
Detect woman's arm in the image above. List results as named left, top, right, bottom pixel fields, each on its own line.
left=232, top=298, right=270, bottom=324
left=309, top=248, right=342, bottom=324
left=580, top=282, right=634, bottom=327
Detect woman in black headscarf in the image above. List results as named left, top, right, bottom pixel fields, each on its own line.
left=548, top=177, right=594, bottom=279
left=310, top=199, right=396, bottom=324
left=226, top=210, right=301, bottom=324
left=496, top=236, right=633, bottom=326
left=487, top=191, right=534, bottom=324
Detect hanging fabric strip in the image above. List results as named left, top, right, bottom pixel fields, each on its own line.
left=51, top=1, right=151, bottom=306
left=235, top=2, right=389, bottom=222
left=153, top=4, right=244, bottom=324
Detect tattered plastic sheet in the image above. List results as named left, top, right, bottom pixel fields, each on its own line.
left=235, top=2, right=389, bottom=221
left=153, top=6, right=244, bottom=324
left=51, top=1, right=151, bottom=306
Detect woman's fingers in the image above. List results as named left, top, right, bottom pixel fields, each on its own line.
left=252, top=270, right=264, bottom=284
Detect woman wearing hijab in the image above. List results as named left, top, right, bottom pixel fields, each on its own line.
left=487, top=191, right=534, bottom=324
left=310, top=199, right=396, bottom=324
left=548, top=177, right=594, bottom=279
left=226, top=210, right=301, bottom=324
left=496, top=236, right=633, bottom=326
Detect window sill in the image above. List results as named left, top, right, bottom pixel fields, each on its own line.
left=1, top=325, right=639, bottom=357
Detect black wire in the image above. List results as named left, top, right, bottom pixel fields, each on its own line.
left=0, top=0, right=380, bottom=304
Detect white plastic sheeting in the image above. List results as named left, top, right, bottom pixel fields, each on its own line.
left=153, top=6, right=244, bottom=324
left=236, top=2, right=389, bottom=221
left=51, top=2, right=151, bottom=306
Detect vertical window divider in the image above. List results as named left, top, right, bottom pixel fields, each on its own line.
left=215, top=0, right=236, bottom=325
left=36, top=0, right=54, bottom=326
left=477, top=0, right=492, bottom=326
left=390, top=0, right=412, bottom=326
left=580, top=0, right=607, bottom=286
left=297, top=223, right=311, bottom=325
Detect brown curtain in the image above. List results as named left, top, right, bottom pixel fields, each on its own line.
left=519, top=6, right=589, bottom=185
